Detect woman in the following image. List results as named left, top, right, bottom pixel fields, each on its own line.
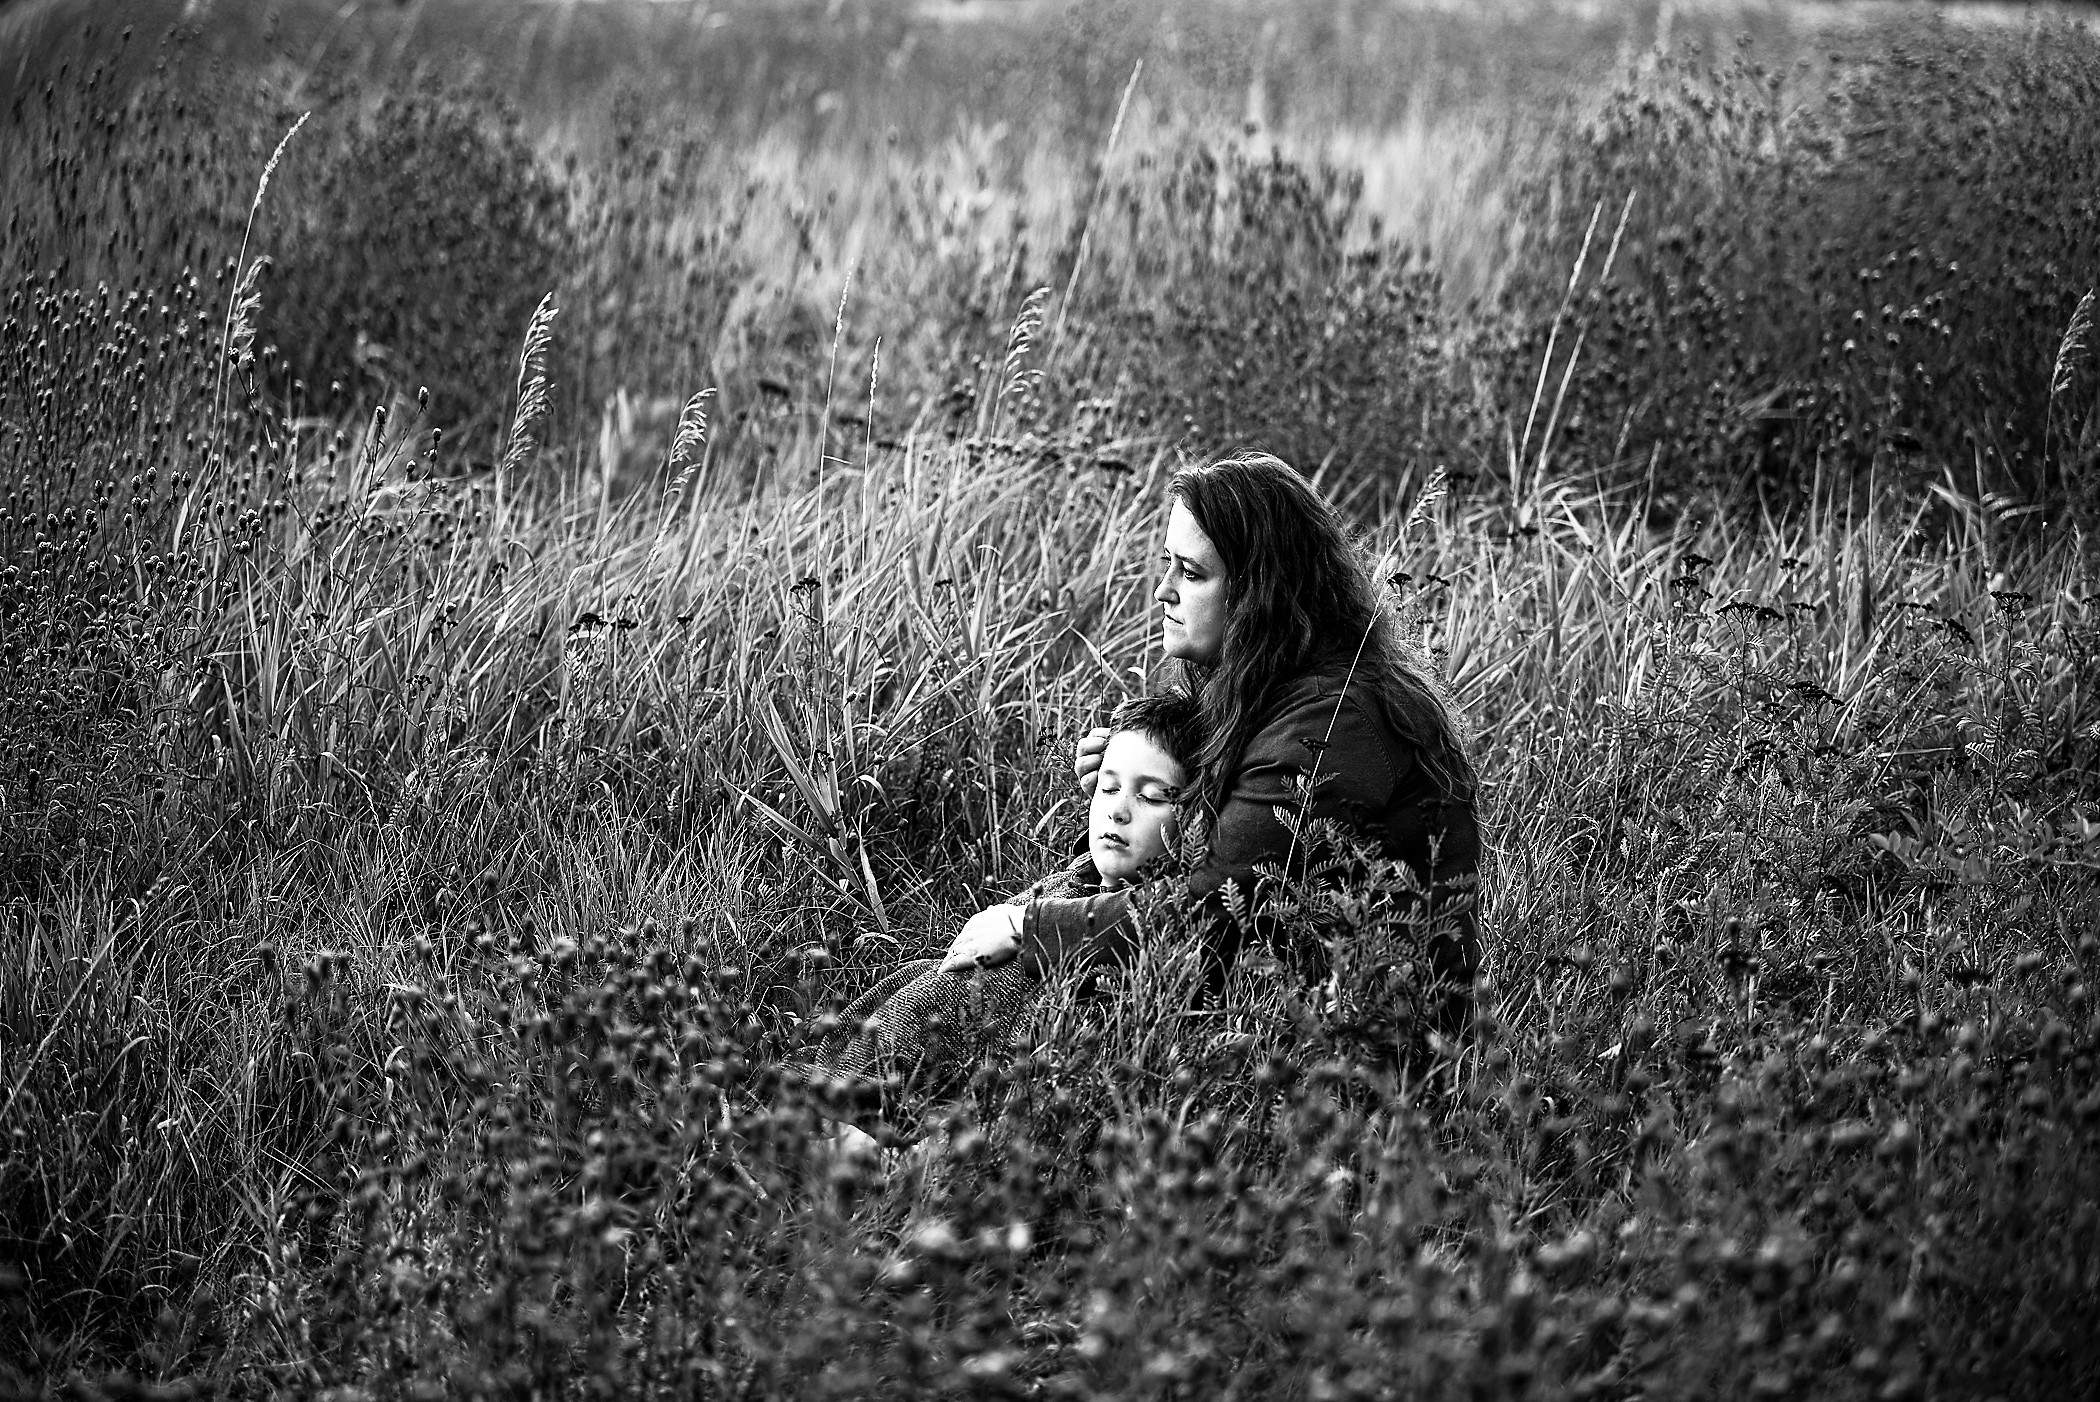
left=941, top=451, right=1482, bottom=1042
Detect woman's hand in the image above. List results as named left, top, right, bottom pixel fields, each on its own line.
left=1074, top=726, right=1112, bottom=792
left=939, top=903, right=1023, bottom=973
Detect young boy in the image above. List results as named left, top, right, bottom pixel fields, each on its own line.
left=1022, top=690, right=1204, bottom=907
left=816, top=692, right=1203, bottom=1121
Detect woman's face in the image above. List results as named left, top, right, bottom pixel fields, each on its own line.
left=1156, top=499, right=1229, bottom=666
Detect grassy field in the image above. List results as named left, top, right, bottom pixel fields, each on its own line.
left=3, top=1, right=2100, bottom=1397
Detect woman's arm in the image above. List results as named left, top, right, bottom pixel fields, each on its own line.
left=936, top=850, right=1102, bottom=974
left=1017, top=684, right=1395, bottom=976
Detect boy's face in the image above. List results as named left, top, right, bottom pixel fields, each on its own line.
left=1088, top=729, right=1189, bottom=887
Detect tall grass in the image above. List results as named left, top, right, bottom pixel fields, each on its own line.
left=4, top=3, right=2099, bottom=1397
left=6, top=267, right=2096, bottom=1391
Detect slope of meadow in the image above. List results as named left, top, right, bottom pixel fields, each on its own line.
left=3, top=2, right=2099, bottom=1397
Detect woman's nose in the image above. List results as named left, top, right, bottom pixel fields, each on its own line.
left=1153, top=572, right=1175, bottom=604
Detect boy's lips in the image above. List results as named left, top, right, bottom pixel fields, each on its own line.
left=1094, top=832, right=1129, bottom=849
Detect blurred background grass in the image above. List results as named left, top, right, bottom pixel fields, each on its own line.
left=11, top=0, right=2095, bottom=505
left=0, top=0, right=1903, bottom=327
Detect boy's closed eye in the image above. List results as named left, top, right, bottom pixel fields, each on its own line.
left=1096, top=774, right=1180, bottom=805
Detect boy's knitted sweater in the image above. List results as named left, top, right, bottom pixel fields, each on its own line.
left=818, top=851, right=1107, bottom=1115
left=1017, top=850, right=1106, bottom=904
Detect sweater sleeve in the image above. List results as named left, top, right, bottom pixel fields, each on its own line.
left=1015, top=886, right=1139, bottom=976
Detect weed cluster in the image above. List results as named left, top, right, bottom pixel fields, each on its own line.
left=265, top=81, right=571, bottom=430
left=1520, top=23, right=2100, bottom=510
left=1071, top=141, right=1488, bottom=483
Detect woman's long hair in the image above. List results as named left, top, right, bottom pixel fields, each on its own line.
left=1169, top=451, right=1475, bottom=813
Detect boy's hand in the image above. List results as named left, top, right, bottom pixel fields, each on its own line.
left=1074, top=727, right=1112, bottom=792
left=940, top=903, right=1023, bottom=973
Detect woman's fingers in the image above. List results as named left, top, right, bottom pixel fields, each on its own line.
left=1074, top=727, right=1112, bottom=790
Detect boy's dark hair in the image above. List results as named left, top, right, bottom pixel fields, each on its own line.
left=1106, top=691, right=1206, bottom=777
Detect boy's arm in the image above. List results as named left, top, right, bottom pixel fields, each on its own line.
left=1016, top=685, right=1373, bottom=976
